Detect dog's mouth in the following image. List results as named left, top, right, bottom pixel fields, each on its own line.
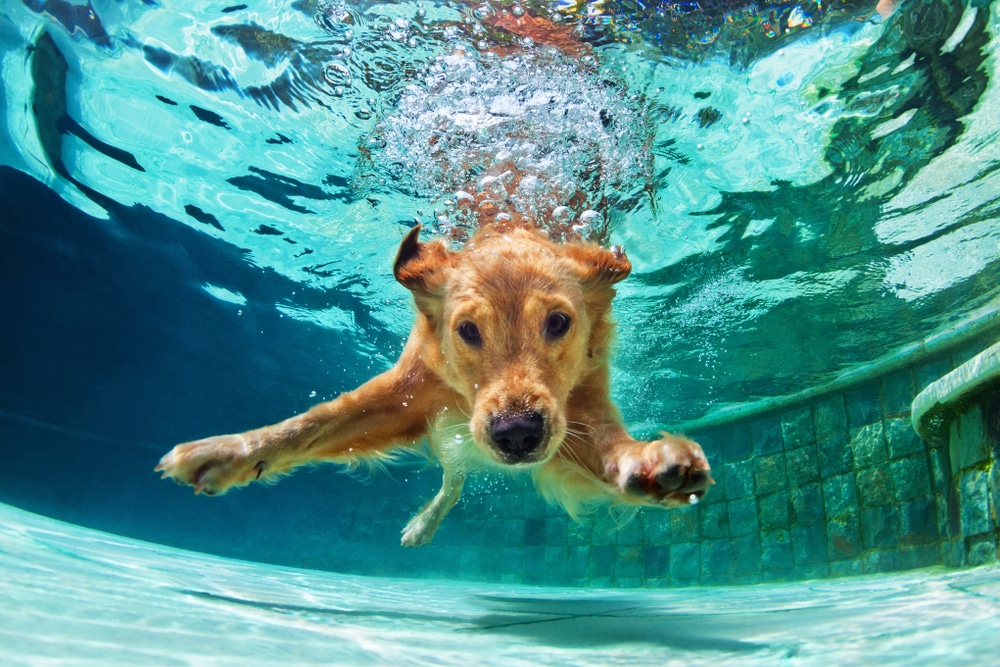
left=486, top=409, right=552, bottom=465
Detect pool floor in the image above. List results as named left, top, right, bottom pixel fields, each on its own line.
left=1, top=502, right=998, bottom=665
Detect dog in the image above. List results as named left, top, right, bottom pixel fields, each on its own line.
left=156, top=220, right=712, bottom=546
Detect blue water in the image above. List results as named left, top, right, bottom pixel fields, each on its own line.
left=1, top=0, right=1000, bottom=660
left=4, top=502, right=1000, bottom=665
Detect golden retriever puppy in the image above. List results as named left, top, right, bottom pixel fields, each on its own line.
left=156, top=222, right=712, bottom=545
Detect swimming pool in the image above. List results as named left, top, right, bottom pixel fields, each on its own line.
left=5, top=502, right=1000, bottom=664
left=2, top=0, right=999, bottom=661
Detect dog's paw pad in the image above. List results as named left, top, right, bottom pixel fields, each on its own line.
left=607, top=435, right=713, bottom=507
left=155, top=434, right=256, bottom=496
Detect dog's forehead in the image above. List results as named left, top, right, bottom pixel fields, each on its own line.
left=458, top=237, right=564, bottom=279
left=446, top=234, right=581, bottom=306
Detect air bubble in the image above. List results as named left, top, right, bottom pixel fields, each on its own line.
left=363, top=50, right=653, bottom=242
left=324, top=62, right=351, bottom=86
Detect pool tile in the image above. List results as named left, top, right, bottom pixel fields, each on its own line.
left=567, top=518, right=593, bottom=546
left=827, top=515, right=861, bottom=560
left=790, top=483, right=825, bottom=527
left=754, top=452, right=787, bottom=495
left=523, top=546, right=547, bottom=583
left=813, top=395, right=848, bottom=441
left=861, top=506, right=900, bottom=550
left=699, top=502, right=729, bottom=540
left=758, top=491, right=791, bottom=531
left=588, top=544, right=617, bottom=577
left=899, top=495, right=938, bottom=545
left=751, top=416, right=783, bottom=456
left=851, top=422, right=888, bottom=468
left=641, top=512, right=671, bottom=545
left=728, top=497, right=759, bottom=537
left=890, top=454, right=932, bottom=501
left=616, top=514, right=644, bottom=546
left=967, top=534, right=999, bottom=566
left=898, top=543, right=941, bottom=570
left=818, top=434, right=854, bottom=477
left=502, top=519, right=526, bottom=546
left=669, top=542, right=701, bottom=585
left=951, top=406, right=988, bottom=471
left=823, top=473, right=858, bottom=519
left=669, top=505, right=700, bottom=540
left=781, top=406, right=814, bottom=449
left=960, top=468, right=992, bottom=536
left=787, top=444, right=820, bottom=487
left=723, top=459, right=754, bottom=499
left=792, top=524, right=829, bottom=565
left=643, top=544, right=670, bottom=580
left=731, top=533, right=762, bottom=581
left=544, top=516, right=568, bottom=546
left=720, top=424, right=753, bottom=463
left=885, top=417, right=924, bottom=458
left=701, top=538, right=734, bottom=584
left=615, top=546, right=644, bottom=580
left=847, top=383, right=882, bottom=432
left=567, top=545, right=591, bottom=579
left=880, top=369, right=915, bottom=418
left=857, top=466, right=895, bottom=509
left=761, top=530, right=794, bottom=570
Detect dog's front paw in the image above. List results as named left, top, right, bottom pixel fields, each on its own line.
left=155, top=434, right=263, bottom=496
left=605, top=434, right=713, bottom=507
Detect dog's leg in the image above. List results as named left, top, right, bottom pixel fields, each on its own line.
left=156, top=343, right=446, bottom=497
left=400, top=465, right=465, bottom=547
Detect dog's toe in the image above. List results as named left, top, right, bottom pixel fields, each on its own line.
left=655, top=464, right=684, bottom=492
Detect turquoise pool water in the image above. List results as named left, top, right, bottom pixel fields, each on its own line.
left=2, top=0, right=1000, bottom=662
left=5, top=502, right=1000, bottom=665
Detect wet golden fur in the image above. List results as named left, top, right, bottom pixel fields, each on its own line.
left=157, top=222, right=712, bottom=545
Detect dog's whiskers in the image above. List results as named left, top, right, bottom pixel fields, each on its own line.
left=558, top=431, right=592, bottom=469
left=566, top=420, right=597, bottom=435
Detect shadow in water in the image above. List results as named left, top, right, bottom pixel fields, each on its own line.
left=466, top=594, right=795, bottom=653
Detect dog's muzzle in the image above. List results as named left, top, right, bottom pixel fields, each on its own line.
left=488, top=410, right=546, bottom=464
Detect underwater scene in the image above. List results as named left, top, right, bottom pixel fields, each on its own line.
left=2, top=0, right=1000, bottom=662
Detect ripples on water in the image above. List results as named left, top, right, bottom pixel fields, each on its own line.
left=2, top=0, right=999, bottom=424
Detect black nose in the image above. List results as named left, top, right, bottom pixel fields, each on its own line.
left=490, top=411, right=545, bottom=461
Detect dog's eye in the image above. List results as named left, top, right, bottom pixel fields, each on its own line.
left=545, top=313, right=571, bottom=339
left=457, top=321, right=482, bottom=346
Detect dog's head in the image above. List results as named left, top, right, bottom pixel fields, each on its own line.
left=394, top=224, right=631, bottom=466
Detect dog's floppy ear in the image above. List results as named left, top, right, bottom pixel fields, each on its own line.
left=564, top=243, right=632, bottom=288
left=393, top=225, right=451, bottom=313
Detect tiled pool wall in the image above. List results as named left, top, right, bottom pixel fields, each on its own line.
left=370, top=330, right=1000, bottom=588
left=942, top=391, right=1000, bottom=569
